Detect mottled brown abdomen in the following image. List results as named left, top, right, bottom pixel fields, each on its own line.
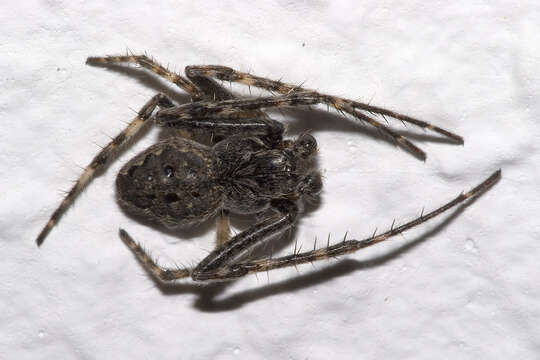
left=116, top=137, right=223, bottom=228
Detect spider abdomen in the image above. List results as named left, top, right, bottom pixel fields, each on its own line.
left=116, top=137, right=223, bottom=228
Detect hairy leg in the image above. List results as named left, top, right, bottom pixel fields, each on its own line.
left=36, top=94, right=174, bottom=245
left=162, top=92, right=430, bottom=158
left=186, top=65, right=464, bottom=159
left=119, top=230, right=191, bottom=281
left=119, top=200, right=298, bottom=282
left=86, top=55, right=202, bottom=99
left=197, top=170, right=501, bottom=280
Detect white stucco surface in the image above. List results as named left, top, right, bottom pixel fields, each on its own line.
left=2, top=2, right=539, bottom=359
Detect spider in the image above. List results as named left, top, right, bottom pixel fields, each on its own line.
left=36, top=54, right=500, bottom=282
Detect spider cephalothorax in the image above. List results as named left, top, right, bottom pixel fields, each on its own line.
left=36, top=54, right=500, bottom=283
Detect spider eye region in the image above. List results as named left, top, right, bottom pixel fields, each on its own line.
left=294, top=133, right=317, bottom=159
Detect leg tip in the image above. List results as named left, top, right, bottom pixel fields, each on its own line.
left=86, top=57, right=109, bottom=66
left=119, top=228, right=130, bottom=242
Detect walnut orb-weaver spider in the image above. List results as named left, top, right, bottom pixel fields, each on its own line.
left=36, top=54, right=500, bottom=282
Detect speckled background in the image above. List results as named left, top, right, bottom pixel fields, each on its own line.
left=2, top=1, right=539, bottom=359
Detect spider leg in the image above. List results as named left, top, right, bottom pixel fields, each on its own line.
left=157, top=114, right=284, bottom=146
left=187, top=65, right=464, bottom=142
left=198, top=170, right=501, bottom=280
left=163, top=92, right=427, bottom=158
left=36, top=94, right=175, bottom=246
left=86, top=55, right=202, bottom=99
left=185, top=67, right=236, bottom=102
left=119, top=230, right=190, bottom=281
left=191, top=199, right=298, bottom=282
left=155, top=90, right=286, bottom=146
left=216, top=209, right=231, bottom=247
left=119, top=200, right=298, bottom=282
left=187, top=65, right=464, bottom=157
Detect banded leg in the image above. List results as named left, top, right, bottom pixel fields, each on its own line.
left=86, top=55, right=203, bottom=99
left=119, top=200, right=298, bottom=282
left=120, top=229, right=190, bottom=281
left=187, top=68, right=271, bottom=127
left=187, top=65, right=464, bottom=159
left=186, top=67, right=236, bottom=102
left=157, top=115, right=284, bottom=147
left=192, top=200, right=298, bottom=281
left=36, top=94, right=174, bottom=245
left=160, top=92, right=428, bottom=158
left=188, top=65, right=463, bottom=141
left=196, top=169, right=501, bottom=281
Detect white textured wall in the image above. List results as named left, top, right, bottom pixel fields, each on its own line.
left=2, top=1, right=539, bottom=359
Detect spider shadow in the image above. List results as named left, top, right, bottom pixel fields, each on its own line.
left=148, top=191, right=487, bottom=312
